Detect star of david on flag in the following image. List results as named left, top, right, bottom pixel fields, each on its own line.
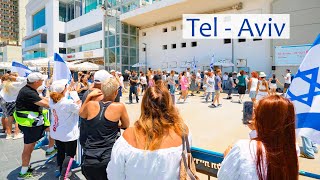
left=11, top=61, right=32, bottom=77
left=287, top=34, right=320, bottom=144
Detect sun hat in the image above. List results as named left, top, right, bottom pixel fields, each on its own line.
left=51, top=79, right=68, bottom=93
left=259, top=72, right=267, bottom=78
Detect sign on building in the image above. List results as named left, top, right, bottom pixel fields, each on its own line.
left=274, top=44, right=312, bottom=66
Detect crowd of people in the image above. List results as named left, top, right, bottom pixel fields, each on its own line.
left=0, top=67, right=317, bottom=180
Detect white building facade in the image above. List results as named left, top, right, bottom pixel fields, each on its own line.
left=23, top=0, right=106, bottom=65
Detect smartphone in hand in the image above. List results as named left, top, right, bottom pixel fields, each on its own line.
left=243, top=101, right=254, bottom=125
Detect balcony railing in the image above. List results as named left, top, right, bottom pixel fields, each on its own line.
left=23, top=51, right=47, bottom=60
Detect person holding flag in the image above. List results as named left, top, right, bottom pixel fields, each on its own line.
left=287, top=34, right=320, bottom=159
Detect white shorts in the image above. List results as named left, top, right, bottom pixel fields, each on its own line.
left=269, top=83, right=277, bottom=89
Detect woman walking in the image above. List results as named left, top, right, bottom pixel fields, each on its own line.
left=237, top=70, right=247, bottom=104
left=140, top=73, right=148, bottom=96
left=205, top=72, right=215, bottom=102
left=167, top=70, right=176, bottom=104
left=49, top=79, right=81, bottom=179
left=247, top=71, right=259, bottom=103
left=190, top=73, right=197, bottom=96
left=79, top=78, right=129, bottom=180
left=269, top=74, right=282, bottom=95
left=256, top=72, right=270, bottom=101
left=178, top=71, right=189, bottom=103
left=107, top=83, right=192, bottom=179
left=0, top=73, right=26, bottom=140
left=226, top=73, right=235, bottom=99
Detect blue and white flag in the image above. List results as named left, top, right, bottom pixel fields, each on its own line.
left=191, top=56, right=197, bottom=72
left=11, top=61, right=32, bottom=77
left=287, top=34, right=320, bottom=144
left=53, top=53, right=72, bottom=83
left=210, top=54, right=215, bottom=70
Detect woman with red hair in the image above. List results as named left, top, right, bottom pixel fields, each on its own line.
left=218, top=95, right=299, bottom=180
left=247, top=71, right=259, bottom=103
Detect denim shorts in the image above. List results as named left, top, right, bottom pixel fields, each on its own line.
left=249, top=91, right=257, bottom=98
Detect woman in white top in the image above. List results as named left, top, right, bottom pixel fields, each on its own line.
left=205, top=72, right=215, bottom=102
left=49, top=79, right=81, bottom=178
left=107, top=83, right=191, bottom=180
left=218, top=95, right=299, bottom=180
left=247, top=71, right=259, bottom=103
left=140, top=72, right=147, bottom=96
left=0, top=73, right=26, bottom=140
left=256, top=72, right=270, bottom=101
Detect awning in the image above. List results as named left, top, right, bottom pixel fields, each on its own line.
left=132, top=62, right=146, bottom=67
left=0, top=62, right=12, bottom=69
left=73, top=62, right=104, bottom=71
left=23, top=57, right=54, bottom=67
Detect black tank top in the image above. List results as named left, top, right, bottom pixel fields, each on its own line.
left=82, top=101, right=120, bottom=164
left=271, top=78, right=276, bottom=83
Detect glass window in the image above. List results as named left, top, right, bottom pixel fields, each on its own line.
left=163, top=45, right=167, bottom=50
left=129, top=36, right=136, bottom=48
left=122, top=47, right=129, bottom=56
left=108, top=35, right=115, bottom=47
left=224, top=39, right=231, bottom=44
left=33, top=8, right=46, bottom=30
left=59, top=33, right=66, bottom=42
left=25, top=34, right=47, bottom=47
left=191, top=41, right=197, bottom=47
left=130, top=48, right=136, bottom=57
left=238, top=39, right=246, bottom=43
left=85, top=0, right=98, bottom=14
left=181, top=42, right=186, bottom=48
left=108, top=18, right=116, bottom=36
left=172, top=44, right=176, bottom=49
left=80, top=41, right=102, bottom=51
left=122, top=56, right=129, bottom=65
left=59, top=2, right=67, bottom=22
left=130, top=56, right=137, bottom=65
left=109, top=48, right=115, bottom=63
left=130, top=25, right=137, bottom=36
left=80, top=23, right=102, bottom=36
left=122, top=23, right=129, bottom=34
left=122, top=34, right=129, bottom=46
left=59, top=48, right=66, bottom=54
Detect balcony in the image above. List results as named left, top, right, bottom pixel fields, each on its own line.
left=23, top=51, right=47, bottom=60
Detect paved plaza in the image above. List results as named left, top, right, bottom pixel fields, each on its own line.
left=0, top=92, right=319, bottom=179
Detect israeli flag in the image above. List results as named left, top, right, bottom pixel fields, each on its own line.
left=192, top=56, right=197, bottom=71
left=53, top=53, right=72, bottom=83
left=287, top=34, right=320, bottom=144
left=11, top=61, right=32, bottom=77
left=210, top=54, right=215, bottom=70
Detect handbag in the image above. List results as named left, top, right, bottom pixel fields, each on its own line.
left=180, top=134, right=199, bottom=180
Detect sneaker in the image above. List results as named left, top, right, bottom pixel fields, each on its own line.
left=18, top=172, right=33, bottom=179
left=300, top=152, right=315, bottom=159
left=45, top=148, right=57, bottom=156
left=5, top=134, right=12, bottom=140
left=211, top=104, right=217, bottom=108
left=217, top=104, right=222, bottom=107
left=13, top=133, right=24, bottom=140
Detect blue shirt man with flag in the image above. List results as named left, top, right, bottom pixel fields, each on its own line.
left=287, top=34, right=320, bottom=159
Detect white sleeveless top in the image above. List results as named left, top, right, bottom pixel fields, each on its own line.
left=258, top=80, right=267, bottom=91
left=249, top=78, right=258, bottom=91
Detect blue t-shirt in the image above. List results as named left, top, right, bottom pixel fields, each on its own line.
left=214, top=76, right=221, bottom=90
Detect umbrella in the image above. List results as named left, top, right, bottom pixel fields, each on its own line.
left=73, top=62, right=104, bottom=71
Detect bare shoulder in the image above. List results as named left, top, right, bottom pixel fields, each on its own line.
left=122, top=127, right=135, bottom=144
left=110, top=102, right=126, bottom=109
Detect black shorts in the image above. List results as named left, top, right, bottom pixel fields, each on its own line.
left=284, top=83, right=291, bottom=88
left=238, top=85, right=246, bottom=94
left=18, top=125, right=48, bottom=144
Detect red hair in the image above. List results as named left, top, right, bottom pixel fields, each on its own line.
left=251, top=71, right=259, bottom=78
left=253, top=95, right=298, bottom=180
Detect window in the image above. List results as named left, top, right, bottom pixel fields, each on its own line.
left=163, top=45, right=167, bottom=50
left=59, top=48, right=66, bottom=54
left=163, top=28, right=167, bottom=33
left=253, top=38, right=262, bottom=41
left=80, top=23, right=102, bottom=37
left=171, top=26, right=176, bottom=31
left=80, top=41, right=102, bottom=51
left=142, top=47, right=146, bottom=52
left=172, top=44, right=176, bottom=49
left=142, top=32, right=146, bottom=36
left=181, top=42, right=186, bottom=48
left=191, top=42, right=197, bottom=47
left=238, top=39, right=246, bottom=43
left=68, top=34, right=76, bottom=40
left=224, top=39, right=231, bottom=44
left=33, top=8, right=46, bottom=30
left=24, top=34, right=47, bottom=47
left=59, top=33, right=66, bottom=42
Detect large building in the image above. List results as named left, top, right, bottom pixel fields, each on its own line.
left=0, top=0, right=29, bottom=63
left=23, top=0, right=320, bottom=78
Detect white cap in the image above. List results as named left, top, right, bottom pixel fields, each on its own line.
left=94, top=70, right=112, bottom=83
left=51, top=79, right=68, bottom=93
left=27, top=72, right=46, bottom=83
left=259, top=72, right=267, bottom=78
left=110, top=70, right=115, bottom=73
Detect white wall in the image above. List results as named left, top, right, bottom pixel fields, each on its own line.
left=138, top=0, right=272, bottom=74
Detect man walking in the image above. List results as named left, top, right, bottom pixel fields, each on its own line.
left=129, top=71, right=139, bottom=103
left=283, top=69, right=292, bottom=94
left=14, top=72, right=50, bottom=179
